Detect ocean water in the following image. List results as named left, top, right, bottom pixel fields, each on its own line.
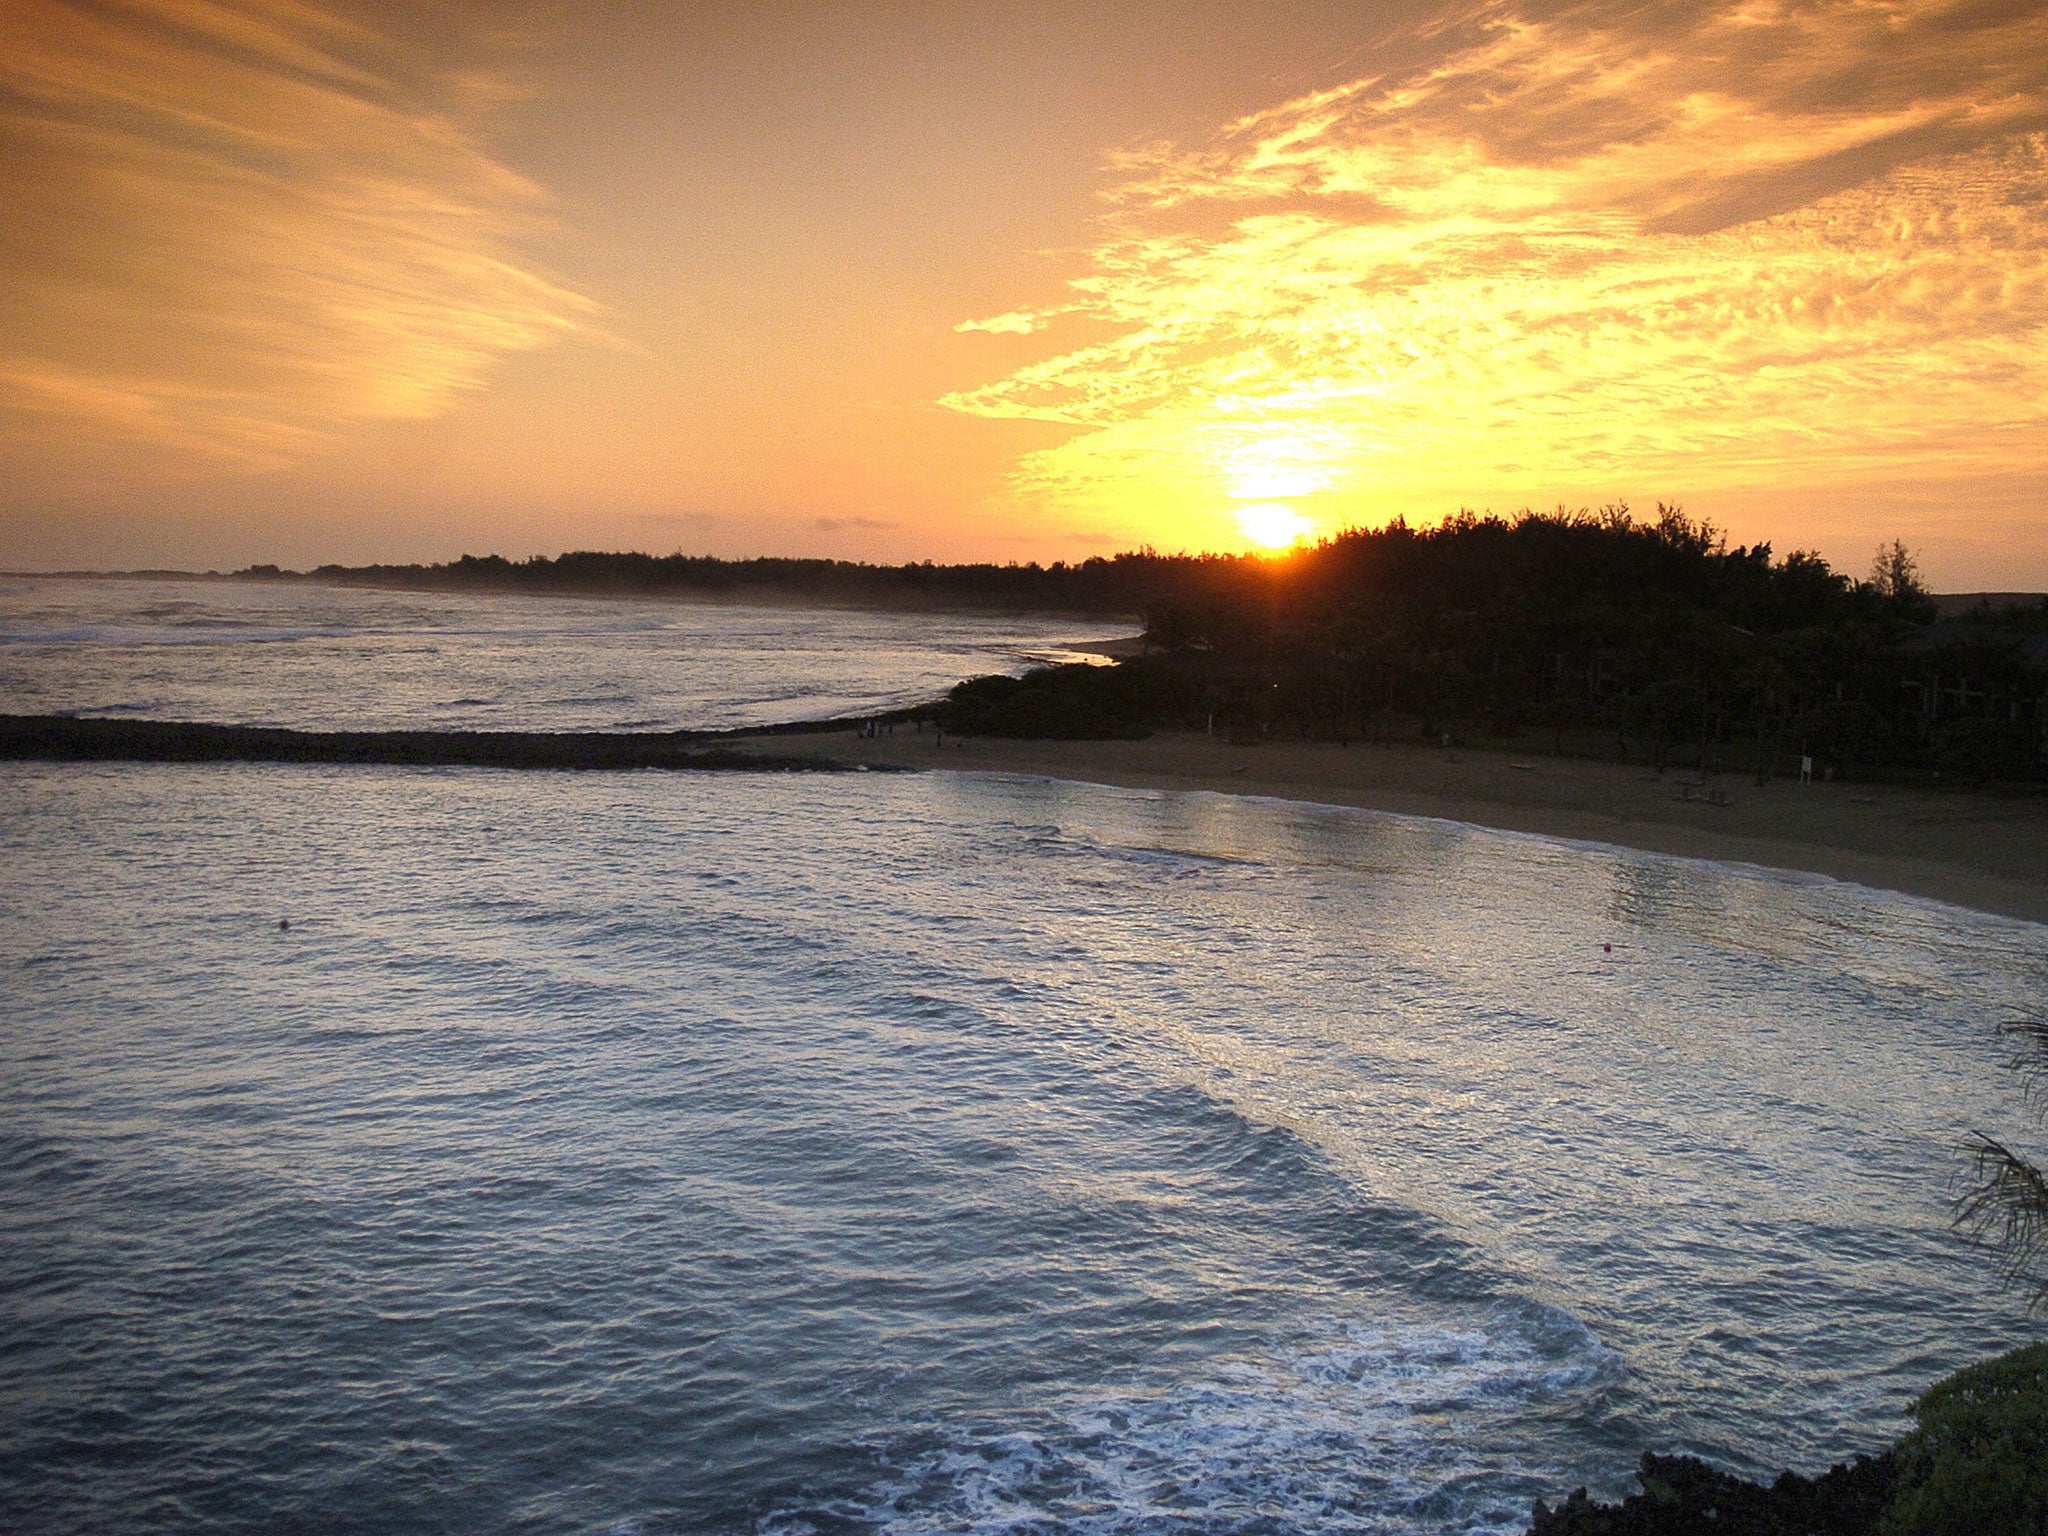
left=0, top=575, right=1128, bottom=731
left=3, top=586, right=2046, bottom=1536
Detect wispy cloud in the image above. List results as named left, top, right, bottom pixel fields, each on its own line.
left=946, top=0, right=2048, bottom=546
left=0, top=0, right=592, bottom=473
left=814, top=515, right=901, bottom=532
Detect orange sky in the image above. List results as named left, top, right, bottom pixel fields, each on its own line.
left=1, top=0, right=2044, bottom=587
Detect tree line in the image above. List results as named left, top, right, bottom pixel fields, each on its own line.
left=934, top=506, right=2048, bottom=784
left=271, top=548, right=1189, bottom=614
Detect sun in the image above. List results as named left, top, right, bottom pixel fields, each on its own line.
left=1235, top=502, right=1312, bottom=550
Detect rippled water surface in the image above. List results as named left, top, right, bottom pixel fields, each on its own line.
left=0, top=575, right=1128, bottom=730
left=5, top=757, right=2044, bottom=1535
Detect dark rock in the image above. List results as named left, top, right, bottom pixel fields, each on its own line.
left=1528, top=1451, right=1896, bottom=1536
left=0, top=715, right=879, bottom=774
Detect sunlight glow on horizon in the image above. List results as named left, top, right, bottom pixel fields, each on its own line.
left=945, top=1, right=2048, bottom=561
left=1, top=2, right=2044, bottom=583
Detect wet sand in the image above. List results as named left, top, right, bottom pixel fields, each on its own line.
left=743, top=725, right=2048, bottom=925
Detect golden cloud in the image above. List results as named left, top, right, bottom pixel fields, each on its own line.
left=946, top=0, right=2048, bottom=549
left=0, top=0, right=592, bottom=473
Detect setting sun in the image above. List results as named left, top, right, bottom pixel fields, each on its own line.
left=1235, top=502, right=1313, bottom=550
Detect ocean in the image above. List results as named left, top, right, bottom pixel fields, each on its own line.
left=3, top=577, right=2044, bottom=1535
left=0, top=575, right=1122, bottom=733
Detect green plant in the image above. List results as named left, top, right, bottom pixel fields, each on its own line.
left=1882, top=1343, right=2048, bottom=1535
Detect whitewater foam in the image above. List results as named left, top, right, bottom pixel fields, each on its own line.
left=790, top=1303, right=1626, bottom=1536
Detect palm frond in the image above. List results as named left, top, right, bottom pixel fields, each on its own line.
left=1954, top=1130, right=2048, bottom=1311
left=2000, top=1019, right=2048, bottom=1103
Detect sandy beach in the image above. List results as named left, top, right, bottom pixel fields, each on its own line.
left=743, top=725, right=2048, bottom=925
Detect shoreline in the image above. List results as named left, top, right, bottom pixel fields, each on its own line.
left=734, top=725, right=2048, bottom=926
left=11, top=709, right=2043, bottom=924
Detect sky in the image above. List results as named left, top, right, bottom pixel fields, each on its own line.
left=1, top=0, right=2044, bottom=587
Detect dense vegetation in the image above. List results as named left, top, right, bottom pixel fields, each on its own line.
left=1885, top=1343, right=2048, bottom=1535
left=252, top=504, right=2048, bottom=782
left=932, top=507, right=2047, bottom=783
